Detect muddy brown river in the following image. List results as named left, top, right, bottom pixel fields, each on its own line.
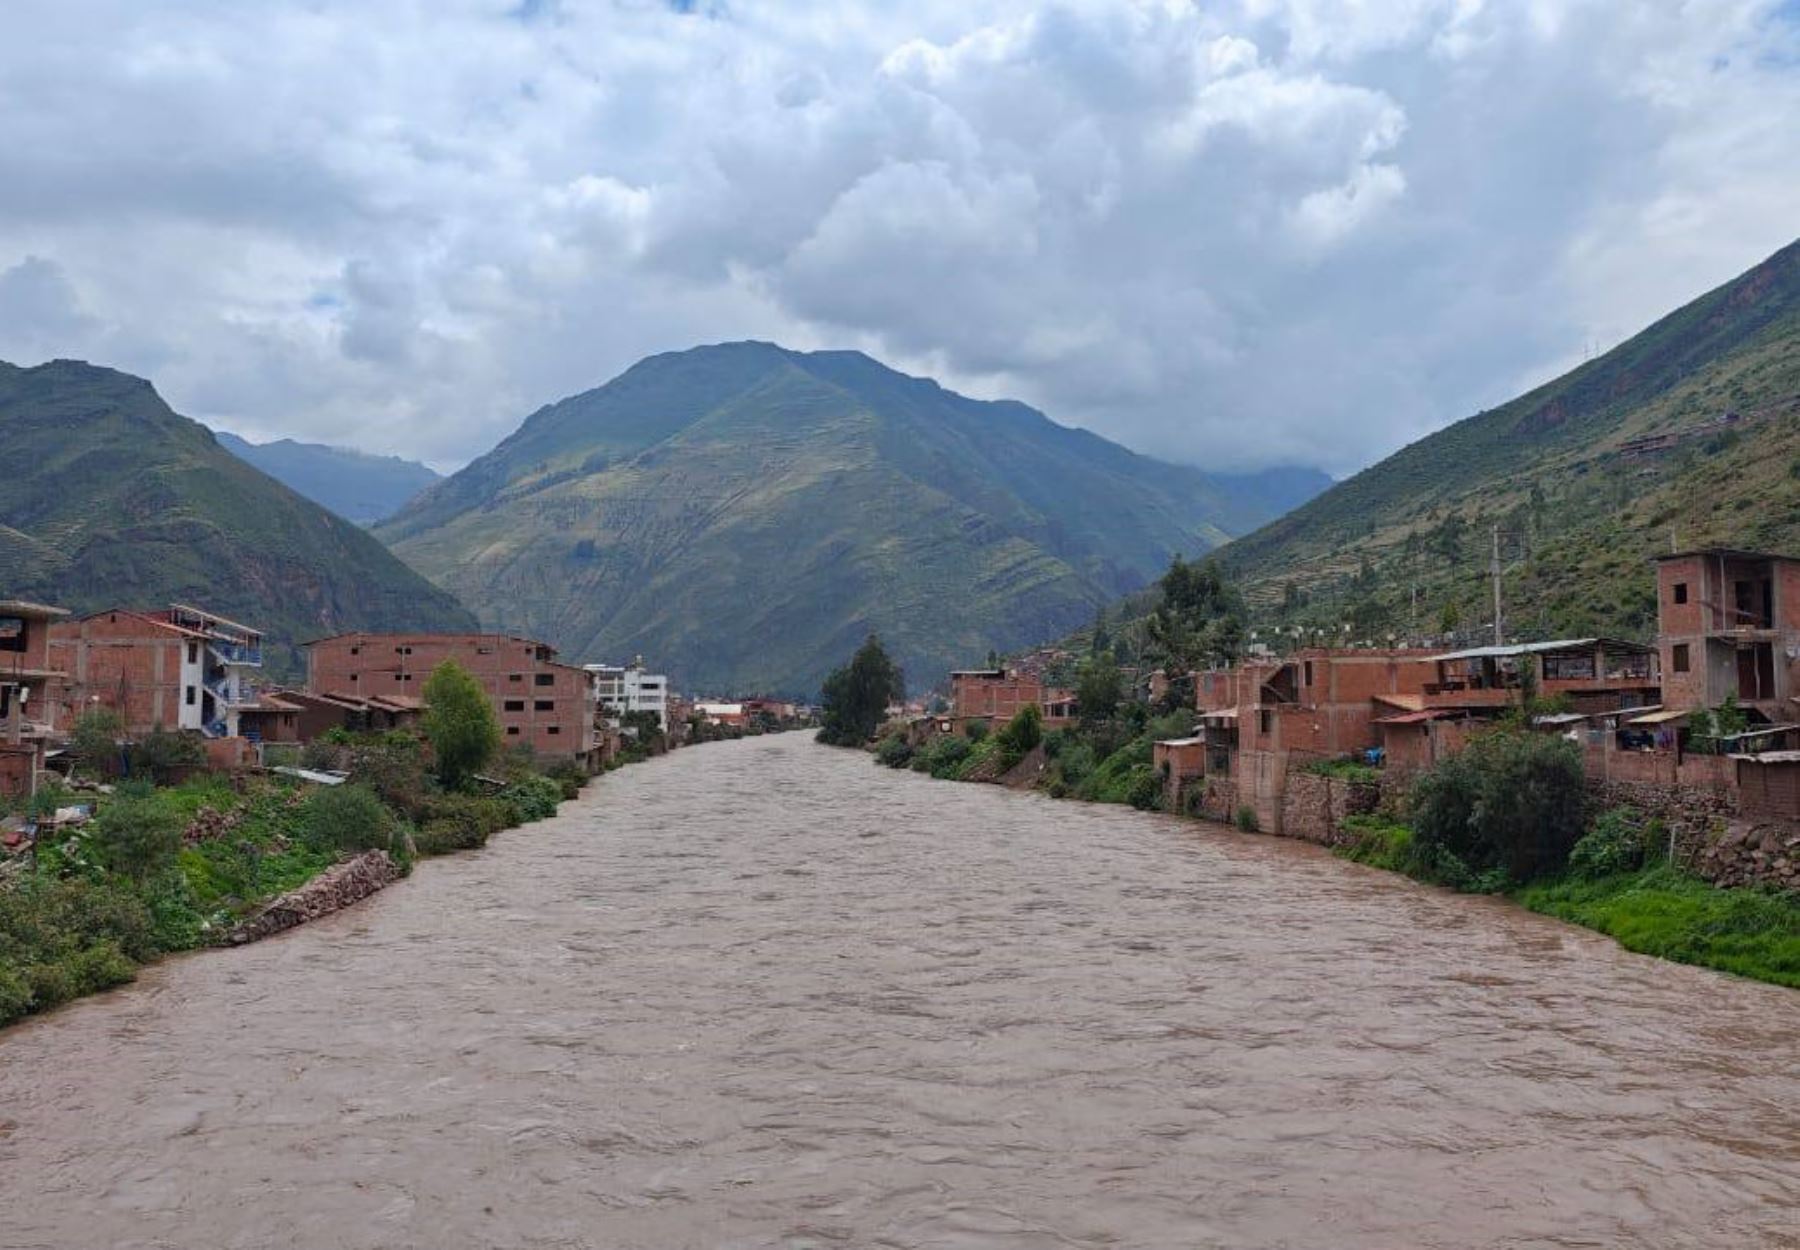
left=1, top=736, right=1796, bottom=1249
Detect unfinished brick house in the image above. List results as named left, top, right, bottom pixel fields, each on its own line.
left=0, top=600, right=70, bottom=797
left=49, top=604, right=265, bottom=740
left=1654, top=548, right=1799, bottom=720
left=304, top=632, right=599, bottom=769
left=949, top=668, right=1074, bottom=730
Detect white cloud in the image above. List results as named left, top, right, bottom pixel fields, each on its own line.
left=0, top=0, right=1794, bottom=476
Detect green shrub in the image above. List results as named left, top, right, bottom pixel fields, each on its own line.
left=997, top=704, right=1043, bottom=755
left=415, top=795, right=516, bottom=855
left=1303, top=757, right=1381, bottom=784
left=1235, top=804, right=1260, bottom=833
left=965, top=719, right=990, bottom=744
left=542, top=759, right=590, bottom=801
left=500, top=774, right=562, bottom=824
left=128, top=728, right=206, bottom=785
left=297, top=784, right=401, bottom=856
left=1125, top=767, right=1163, bottom=811
left=69, top=707, right=126, bottom=778
left=1079, top=739, right=1152, bottom=803
left=1336, top=815, right=1414, bottom=871
left=874, top=734, right=914, bottom=769
left=1568, top=807, right=1659, bottom=880
left=0, top=878, right=156, bottom=1025
left=911, top=735, right=973, bottom=779
left=1411, top=729, right=1586, bottom=884
left=341, top=733, right=432, bottom=820
left=89, top=793, right=184, bottom=882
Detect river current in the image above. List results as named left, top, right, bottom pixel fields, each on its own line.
left=1, top=735, right=1795, bottom=1249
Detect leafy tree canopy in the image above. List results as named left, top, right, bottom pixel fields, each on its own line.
left=817, top=635, right=905, bottom=746
left=1145, top=556, right=1246, bottom=675
left=422, top=660, right=502, bottom=789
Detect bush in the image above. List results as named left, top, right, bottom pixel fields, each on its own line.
left=1079, top=739, right=1152, bottom=804
left=341, top=734, right=432, bottom=820
left=89, top=793, right=184, bottom=882
left=297, top=784, right=402, bottom=856
left=1125, top=767, right=1163, bottom=811
left=1336, top=815, right=1414, bottom=871
left=997, top=704, right=1043, bottom=756
left=911, top=735, right=972, bottom=779
left=874, top=734, right=914, bottom=769
left=965, top=719, right=990, bottom=744
left=1235, top=804, right=1260, bottom=832
left=0, top=878, right=156, bottom=1025
left=542, top=759, right=590, bottom=801
left=69, top=707, right=126, bottom=778
left=129, top=728, right=205, bottom=785
left=1568, top=807, right=1660, bottom=879
left=415, top=794, right=516, bottom=855
left=1410, top=729, right=1586, bottom=885
left=500, top=774, right=562, bottom=824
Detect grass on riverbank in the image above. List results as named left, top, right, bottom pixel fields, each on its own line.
left=1516, top=867, right=1800, bottom=988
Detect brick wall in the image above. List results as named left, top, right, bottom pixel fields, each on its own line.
left=1279, top=772, right=1382, bottom=846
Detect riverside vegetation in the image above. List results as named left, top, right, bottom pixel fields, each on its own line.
left=0, top=660, right=613, bottom=1028
left=831, top=556, right=1800, bottom=991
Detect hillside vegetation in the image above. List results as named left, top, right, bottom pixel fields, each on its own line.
left=0, top=359, right=476, bottom=672
left=1217, top=238, right=1800, bottom=641
left=215, top=431, right=440, bottom=524
left=379, top=342, right=1326, bottom=693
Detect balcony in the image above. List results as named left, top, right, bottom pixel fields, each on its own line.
left=208, top=640, right=263, bottom=667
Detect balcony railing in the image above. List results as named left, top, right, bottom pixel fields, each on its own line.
left=208, top=641, right=263, bottom=667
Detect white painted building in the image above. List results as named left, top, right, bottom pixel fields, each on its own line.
left=584, top=658, right=669, bottom=730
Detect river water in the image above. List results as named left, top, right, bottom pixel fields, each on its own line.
left=1, top=735, right=1795, bottom=1249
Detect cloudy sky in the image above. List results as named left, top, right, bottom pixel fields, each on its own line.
left=1, top=1, right=1796, bottom=476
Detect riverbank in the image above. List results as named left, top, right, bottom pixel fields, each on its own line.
left=869, top=717, right=1800, bottom=990
left=0, top=736, right=638, bottom=1029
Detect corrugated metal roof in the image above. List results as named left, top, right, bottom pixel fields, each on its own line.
left=1729, top=751, right=1800, bottom=764
left=1627, top=708, right=1692, bottom=725
left=1155, top=737, right=1206, bottom=747
left=1428, top=638, right=1654, bottom=662
left=1532, top=712, right=1591, bottom=725
left=1377, top=709, right=1455, bottom=725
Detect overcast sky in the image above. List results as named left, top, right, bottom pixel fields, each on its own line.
left=1, top=1, right=1796, bottom=476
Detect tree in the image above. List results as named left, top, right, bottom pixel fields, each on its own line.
left=1146, top=556, right=1246, bottom=675
left=817, top=635, right=905, bottom=746
left=1410, top=729, right=1586, bottom=884
left=1076, top=652, right=1122, bottom=727
left=91, top=789, right=183, bottom=882
left=69, top=707, right=126, bottom=778
left=422, top=661, right=501, bottom=789
left=1090, top=607, right=1111, bottom=657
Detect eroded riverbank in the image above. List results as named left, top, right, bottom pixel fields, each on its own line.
left=1, top=735, right=1795, bottom=1249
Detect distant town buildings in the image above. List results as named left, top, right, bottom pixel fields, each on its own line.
left=1, top=600, right=69, bottom=797
left=949, top=668, right=1075, bottom=728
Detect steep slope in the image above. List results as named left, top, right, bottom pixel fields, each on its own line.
left=379, top=343, right=1326, bottom=693
left=1217, top=238, right=1800, bottom=640
left=0, top=359, right=477, bottom=673
left=215, top=431, right=440, bottom=524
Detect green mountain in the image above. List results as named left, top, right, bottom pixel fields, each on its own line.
left=214, top=431, right=440, bottom=524
left=378, top=342, right=1327, bottom=694
left=1216, top=238, right=1800, bottom=641
left=0, top=359, right=478, bottom=673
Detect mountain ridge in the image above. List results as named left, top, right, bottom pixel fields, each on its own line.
left=0, top=358, right=478, bottom=673
left=380, top=342, right=1328, bottom=693
left=214, top=431, right=440, bottom=524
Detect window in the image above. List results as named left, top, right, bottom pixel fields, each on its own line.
left=1672, top=644, right=1690, bottom=674
left=504, top=699, right=524, bottom=712
left=1303, top=660, right=1314, bottom=687
left=546, top=725, right=560, bottom=735
left=394, top=645, right=413, bottom=656
left=508, top=673, right=523, bottom=683
left=477, top=645, right=494, bottom=655
left=0, top=616, right=24, bottom=654
left=187, top=642, right=199, bottom=664
left=1672, top=582, right=1689, bottom=605
left=1258, top=709, right=1272, bottom=734
left=534, top=673, right=554, bottom=687
left=506, top=725, right=520, bottom=736
left=395, top=673, right=406, bottom=683
left=350, top=645, right=361, bottom=656
left=186, top=686, right=197, bottom=706
left=535, top=699, right=554, bottom=711
left=349, top=673, right=359, bottom=683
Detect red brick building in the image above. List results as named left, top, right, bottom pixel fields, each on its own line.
left=1654, top=548, right=1799, bottom=719
left=49, top=605, right=265, bottom=740
left=1, top=600, right=70, bottom=797
left=949, top=668, right=1075, bottom=729
left=304, top=632, right=599, bottom=768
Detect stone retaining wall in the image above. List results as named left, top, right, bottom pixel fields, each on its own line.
left=1279, top=773, right=1382, bottom=846
left=1588, top=777, right=1796, bottom=892
left=228, top=850, right=400, bottom=944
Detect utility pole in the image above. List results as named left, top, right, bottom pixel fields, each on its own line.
left=1491, top=524, right=1504, bottom=646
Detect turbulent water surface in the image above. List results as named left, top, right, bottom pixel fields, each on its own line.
left=1, top=736, right=1796, bottom=1249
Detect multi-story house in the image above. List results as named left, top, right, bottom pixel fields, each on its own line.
left=1654, top=548, right=1799, bottom=720
left=949, top=668, right=1075, bottom=729
left=49, top=604, right=264, bottom=740
left=305, top=632, right=599, bottom=769
left=584, top=659, right=670, bottom=730
left=1, top=600, right=70, bottom=797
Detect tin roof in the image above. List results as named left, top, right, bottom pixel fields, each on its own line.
left=1430, top=637, right=1650, bottom=663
